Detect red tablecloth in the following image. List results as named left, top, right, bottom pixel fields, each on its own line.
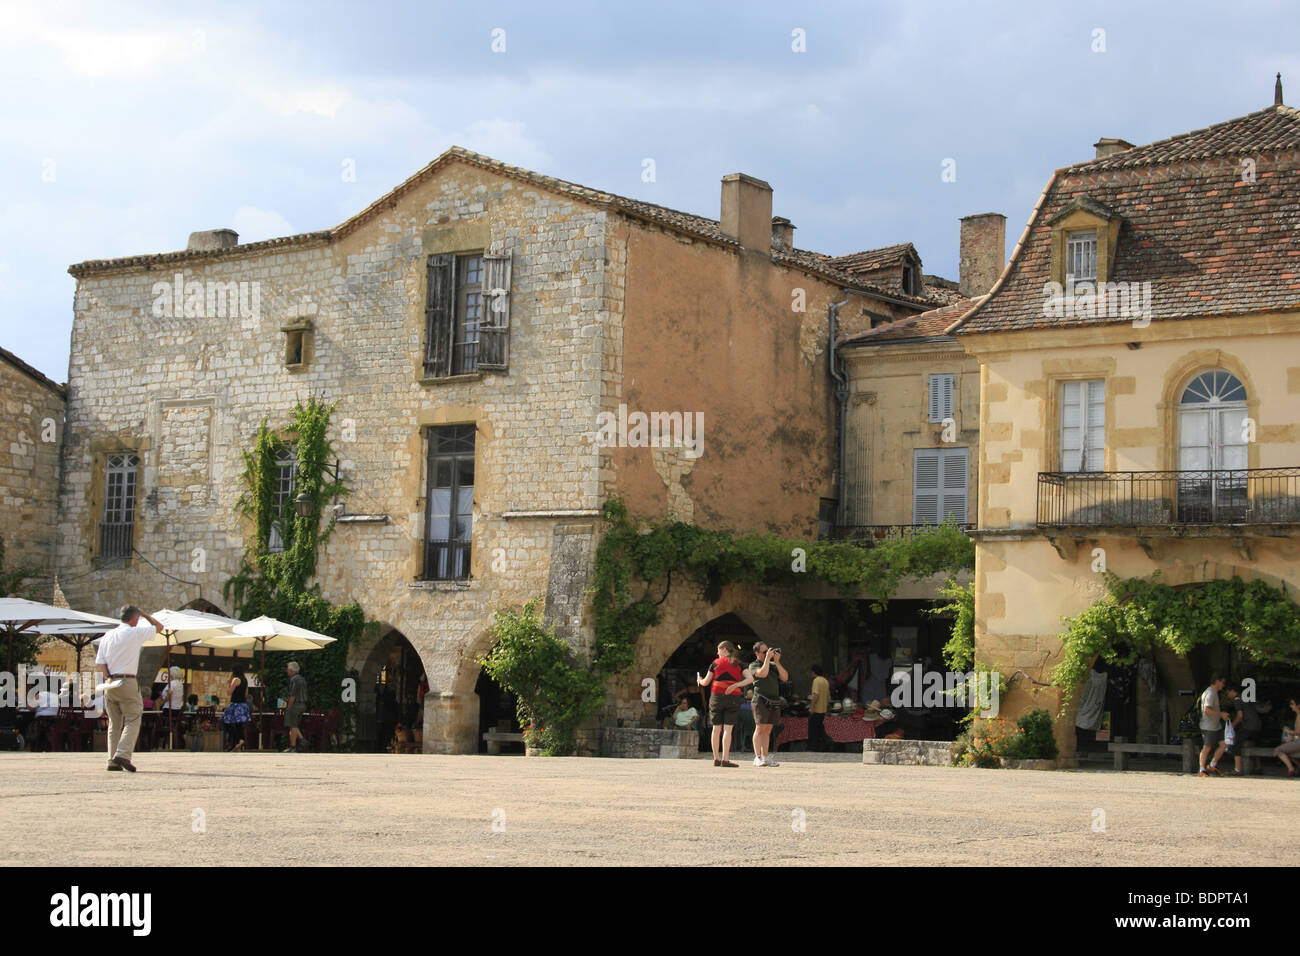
left=776, top=715, right=880, bottom=746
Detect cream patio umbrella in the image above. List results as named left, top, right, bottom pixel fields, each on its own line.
left=199, top=615, right=337, bottom=677
left=0, top=598, right=119, bottom=675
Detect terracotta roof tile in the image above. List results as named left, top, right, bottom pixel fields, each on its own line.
left=953, top=105, right=1300, bottom=335
left=840, top=297, right=979, bottom=346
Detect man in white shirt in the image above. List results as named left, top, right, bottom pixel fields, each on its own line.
left=31, top=687, right=60, bottom=751
left=94, top=605, right=162, bottom=772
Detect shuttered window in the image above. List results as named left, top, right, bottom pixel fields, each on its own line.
left=913, top=447, right=968, bottom=524
left=928, top=373, right=955, bottom=423
left=425, top=251, right=511, bottom=377
left=1060, top=379, right=1105, bottom=472
left=479, top=253, right=511, bottom=370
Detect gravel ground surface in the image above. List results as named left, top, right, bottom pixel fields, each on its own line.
left=3, top=752, right=1294, bottom=866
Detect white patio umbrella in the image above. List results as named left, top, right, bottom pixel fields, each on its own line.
left=199, top=615, right=337, bottom=675
left=34, top=620, right=116, bottom=700
left=0, top=598, right=119, bottom=674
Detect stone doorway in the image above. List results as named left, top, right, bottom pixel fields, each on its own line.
left=654, top=612, right=757, bottom=749
left=356, top=628, right=426, bottom=753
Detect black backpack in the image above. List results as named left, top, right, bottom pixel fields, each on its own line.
left=1177, top=691, right=1203, bottom=737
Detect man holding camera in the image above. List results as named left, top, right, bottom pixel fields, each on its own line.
left=736, top=641, right=788, bottom=767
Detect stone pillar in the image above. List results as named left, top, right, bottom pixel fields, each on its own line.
left=425, top=690, right=477, bottom=754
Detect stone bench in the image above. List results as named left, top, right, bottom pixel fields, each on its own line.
left=481, top=731, right=524, bottom=755
left=862, top=738, right=955, bottom=766
left=1110, top=736, right=1277, bottom=773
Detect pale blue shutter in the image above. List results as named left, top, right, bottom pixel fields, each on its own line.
left=914, top=450, right=941, bottom=524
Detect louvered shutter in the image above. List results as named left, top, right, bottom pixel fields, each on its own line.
left=928, top=374, right=954, bottom=423
left=424, top=254, right=455, bottom=377
left=913, top=449, right=941, bottom=524
left=1084, top=380, right=1105, bottom=472
left=479, top=253, right=511, bottom=371
left=940, top=448, right=969, bottom=523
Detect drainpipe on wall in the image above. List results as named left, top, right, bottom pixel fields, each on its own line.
left=828, top=290, right=852, bottom=527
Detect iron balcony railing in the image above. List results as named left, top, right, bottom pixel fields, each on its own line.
left=98, top=521, right=134, bottom=559
left=423, top=539, right=471, bottom=581
left=827, top=523, right=975, bottom=543
left=1037, top=467, right=1300, bottom=527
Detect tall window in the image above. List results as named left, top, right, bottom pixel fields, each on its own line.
left=1060, top=379, right=1105, bottom=472
left=928, top=373, right=955, bottom=423
left=1178, top=369, right=1248, bottom=521
left=1066, top=231, right=1097, bottom=288
left=268, top=445, right=297, bottom=553
left=100, top=453, right=138, bottom=558
left=424, top=425, right=475, bottom=580
left=425, top=252, right=511, bottom=377
left=914, top=447, right=968, bottom=525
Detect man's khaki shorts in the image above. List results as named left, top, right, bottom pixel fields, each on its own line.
left=753, top=697, right=781, bottom=725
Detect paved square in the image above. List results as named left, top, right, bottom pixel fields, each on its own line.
left=3, top=752, right=1294, bottom=866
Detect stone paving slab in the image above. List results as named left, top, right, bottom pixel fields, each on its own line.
left=1, top=752, right=1294, bottom=866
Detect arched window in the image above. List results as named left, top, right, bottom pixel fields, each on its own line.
left=1177, top=369, right=1248, bottom=521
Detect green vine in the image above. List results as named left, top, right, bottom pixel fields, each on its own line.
left=1052, top=572, right=1300, bottom=711
left=478, top=598, right=605, bottom=755
left=482, top=501, right=974, bottom=755
left=590, top=499, right=975, bottom=678
left=222, top=396, right=363, bottom=745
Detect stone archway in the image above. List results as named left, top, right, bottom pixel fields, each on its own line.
left=349, top=624, right=428, bottom=752
left=608, top=580, right=817, bottom=725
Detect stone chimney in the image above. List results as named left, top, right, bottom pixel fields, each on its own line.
left=770, top=216, right=795, bottom=251
left=1093, top=138, right=1135, bottom=160
left=958, top=213, right=1006, bottom=297
left=720, top=174, right=773, bottom=253
left=187, top=229, right=239, bottom=252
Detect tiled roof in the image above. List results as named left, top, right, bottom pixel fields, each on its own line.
left=827, top=242, right=919, bottom=274
left=65, top=147, right=935, bottom=308
left=921, top=275, right=965, bottom=305
left=953, top=104, right=1300, bottom=335
left=840, top=297, right=980, bottom=346
left=0, top=345, right=65, bottom=396
left=1070, top=104, right=1300, bottom=171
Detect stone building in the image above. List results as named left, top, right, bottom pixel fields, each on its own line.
left=58, top=148, right=952, bottom=752
left=0, top=347, right=64, bottom=578
left=950, top=94, right=1300, bottom=758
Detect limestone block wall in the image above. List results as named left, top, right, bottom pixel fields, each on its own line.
left=0, top=356, right=64, bottom=574
left=57, top=161, right=619, bottom=752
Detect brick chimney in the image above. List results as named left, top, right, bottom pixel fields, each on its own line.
left=958, top=213, right=1006, bottom=297
left=187, top=229, right=239, bottom=252
left=770, top=216, right=795, bottom=251
left=720, top=174, right=773, bottom=253
left=1093, top=138, right=1135, bottom=160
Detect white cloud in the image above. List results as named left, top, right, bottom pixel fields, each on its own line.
left=243, top=85, right=352, bottom=119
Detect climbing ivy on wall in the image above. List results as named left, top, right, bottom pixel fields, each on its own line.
left=1053, top=572, right=1300, bottom=709
left=589, top=499, right=975, bottom=676
left=483, top=500, right=974, bottom=755
left=222, top=396, right=364, bottom=742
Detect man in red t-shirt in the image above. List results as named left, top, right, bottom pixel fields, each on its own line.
left=697, top=641, right=744, bottom=767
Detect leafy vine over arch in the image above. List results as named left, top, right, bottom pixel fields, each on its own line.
left=1052, top=572, right=1300, bottom=709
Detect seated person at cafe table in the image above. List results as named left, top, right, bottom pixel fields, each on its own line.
left=664, top=696, right=699, bottom=731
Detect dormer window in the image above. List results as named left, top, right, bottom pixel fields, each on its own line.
left=1065, top=231, right=1097, bottom=288
left=1048, top=197, right=1121, bottom=292
left=902, top=263, right=919, bottom=296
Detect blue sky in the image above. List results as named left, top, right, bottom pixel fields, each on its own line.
left=2, top=0, right=1298, bottom=381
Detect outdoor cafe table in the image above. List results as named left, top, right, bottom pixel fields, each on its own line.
left=775, top=714, right=884, bottom=747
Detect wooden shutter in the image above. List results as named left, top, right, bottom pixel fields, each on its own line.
left=913, top=449, right=941, bottom=524
left=1084, top=379, right=1105, bottom=472
left=929, top=374, right=954, bottom=423
left=940, top=448, right=969, bottom=523
left=478, top=253, right=511, bottom=371
left=1061, top=379, right=1105, bottom=471
left=425, top=254, right=455, bottom=377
